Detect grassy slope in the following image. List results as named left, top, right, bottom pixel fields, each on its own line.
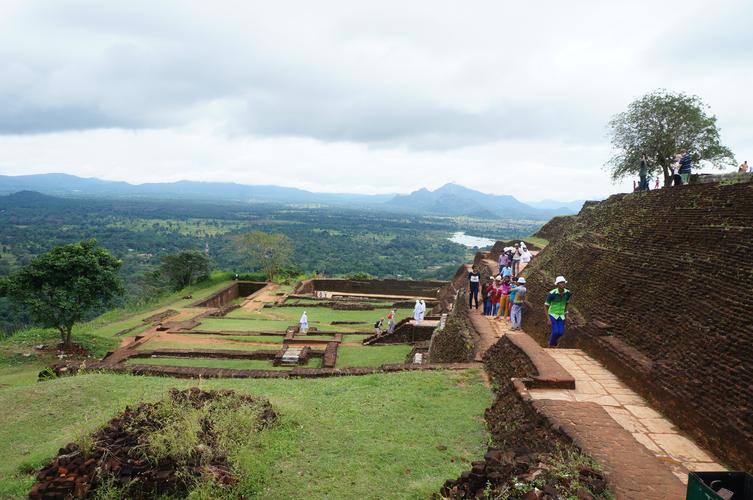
left=0, top=276, right=237, bottom=389
left=0, top=370, right=490, bottom=499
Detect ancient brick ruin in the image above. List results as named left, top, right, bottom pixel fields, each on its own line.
left=522, top=179, right=753, bottom=471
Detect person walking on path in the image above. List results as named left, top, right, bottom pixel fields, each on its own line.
left=498, top=252, right=509, bottom=275
left=299, top=311, right=309, bottom=334
left=468, top=265, right=481, bottom=309
left=495, top=275, right=512, bottom=321
left=486, top=277, right=498, bottom=317
left=501, top=264, right=512, bottom=279
left=413, top=300, right=422, bottom=324
left=545, top=276, right=571, bottom=347
left=419, top=300, right=426, bottom=321
left=387, top=309, right=396, bottom=334
left=510, top=277, right=527, bottom=330
left=482, top=277, right=492, bottom=316
left=511, top=243, right=522, bottom=276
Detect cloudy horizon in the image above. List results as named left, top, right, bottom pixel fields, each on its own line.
left=0, top=0, right=750, bottom=201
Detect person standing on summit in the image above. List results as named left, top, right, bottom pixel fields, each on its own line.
left=545, top=276, right=571, bottom=347
left=677, top=150, right=693, bottom=185
left=638, top=154, right=649, bottom=191
left=468, top=265, right=481, bottom=309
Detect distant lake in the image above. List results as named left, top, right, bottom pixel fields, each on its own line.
left=448, top=232, right=495, bottom=248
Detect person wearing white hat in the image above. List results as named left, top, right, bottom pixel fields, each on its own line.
left=510, top=277, right=527, bottom=330
left=545, top=276, right=571, bottom=346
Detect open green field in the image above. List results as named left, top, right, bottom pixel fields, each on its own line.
left=0, top=370, right=491, bottom=499
left=226, top=306, right=413, bottom=325
left=135, top=340, right=278, bottom=351
left=337, top=345, right=413, bottom=368
left=198, top=317, right=371, bottom=333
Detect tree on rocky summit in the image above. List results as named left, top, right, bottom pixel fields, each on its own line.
left=159, top=251, right=211, bottom=291
left=235, top=231, right=293, bottom=282
left=607, top=89, right=735, bottom=187
left=0, top=239, right=123, bottom=349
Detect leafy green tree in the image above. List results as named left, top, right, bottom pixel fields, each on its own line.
left=159, top=251, right=211, bottom=290
left=235, top=231, right=292, bottom=281
left=0, top=239, right=123, bottom=348
left=607, top=90, right=735, bottom=187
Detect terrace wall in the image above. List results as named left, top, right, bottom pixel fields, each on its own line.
left=294, top=278, right=445, bottom=297
left=428, top=293, right=475, bottom=363
left=191, top=281, right=267, bottom=308
left=521, top=178, right=753, bottom=470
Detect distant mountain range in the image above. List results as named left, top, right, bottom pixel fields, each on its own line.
left=0, top=173, right=581, bottom=220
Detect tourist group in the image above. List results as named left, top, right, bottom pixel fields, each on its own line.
left=467, top=243, right=572, bottom=347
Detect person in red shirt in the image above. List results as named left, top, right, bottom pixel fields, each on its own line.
left=489, top=276, right=502, bottom=316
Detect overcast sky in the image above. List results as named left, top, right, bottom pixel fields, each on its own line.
left=0, top=0, right=751, bottom=201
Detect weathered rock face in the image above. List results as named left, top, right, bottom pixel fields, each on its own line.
left=522, top=179, right=753, bottom=471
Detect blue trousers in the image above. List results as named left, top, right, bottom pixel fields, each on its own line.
left=483, top=297, right=491, bottom=315
left=492, top=302, right=500, bottom=316
left=511, top=304, right=522, bottom=328
left=548, top=316, right=565, bottom=346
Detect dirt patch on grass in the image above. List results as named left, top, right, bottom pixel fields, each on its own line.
left=30, top=388, right=277, bottom=499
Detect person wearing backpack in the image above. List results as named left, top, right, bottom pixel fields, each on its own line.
left=374, top=318, right=384, bottom=336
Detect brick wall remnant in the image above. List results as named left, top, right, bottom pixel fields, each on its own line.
left=428, top=292, right=475, bottom=363
left=293, top=278, right=445, bottom=297
left=191, top=281, right=267, bottom=308
left=522, top=179, right=753, bottom=471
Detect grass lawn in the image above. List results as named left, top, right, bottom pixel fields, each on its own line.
left=124, top=357, right=308, bottom=370
left=185, top=334, right=287, bottom=343
left=0, top=370, right=490, bottom=499
left=198, top=318, right=372, bottom=333
left=297, top=335, right=337, bottom=341
left=226, top=306, right=414, bottom=325
left=199, top=318, right=295, bottom=332
left=336, top=345, right=413, bottom=368
left=136, top=340, right=280, bottom=351
left=338, top=334, right=371, bottom=343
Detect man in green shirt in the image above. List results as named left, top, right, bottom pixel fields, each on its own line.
left=545, top=276, right=571, bottom=347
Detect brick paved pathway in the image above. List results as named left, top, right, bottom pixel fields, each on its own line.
left=470, top=310, right=726, bottom=499
left=530, top=349, right=726, bottom=482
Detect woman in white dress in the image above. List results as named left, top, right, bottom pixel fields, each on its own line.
left=299, top=311, right=309, bottom=334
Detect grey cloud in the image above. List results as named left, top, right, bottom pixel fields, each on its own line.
left=0, top=0, right=746, bottom=150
